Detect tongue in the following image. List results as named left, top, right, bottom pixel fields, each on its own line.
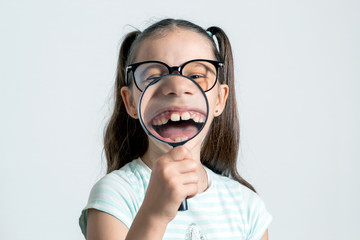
left=157, top=122, right=198, bottom=141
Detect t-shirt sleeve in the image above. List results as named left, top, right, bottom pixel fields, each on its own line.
left=79, top=173, right=139, bottom=238
left=243, top=188, right=273, bottom=240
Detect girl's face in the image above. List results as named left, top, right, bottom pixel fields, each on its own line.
left=121, top=28, right=228, bottom=158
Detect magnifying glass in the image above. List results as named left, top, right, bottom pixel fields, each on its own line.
left=138, top=74, right=209, bottom=211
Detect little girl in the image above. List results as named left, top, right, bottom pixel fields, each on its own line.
left=79, top=18, right=272, bottom=240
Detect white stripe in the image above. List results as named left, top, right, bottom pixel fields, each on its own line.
left=80, top=158, right=272, bottom=239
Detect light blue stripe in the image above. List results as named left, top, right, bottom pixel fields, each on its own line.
left=79, top=158, right=272, bottom=239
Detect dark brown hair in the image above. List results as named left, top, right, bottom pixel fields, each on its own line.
left=104, top=19, right=256, bottom=192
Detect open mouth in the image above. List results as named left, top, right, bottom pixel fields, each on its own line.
left=148, top=110, right=206, bottom=143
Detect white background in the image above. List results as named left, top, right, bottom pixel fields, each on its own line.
left=1, top=0, right=359, bottom=239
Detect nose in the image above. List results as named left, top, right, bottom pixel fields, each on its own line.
left=160, top=75, right=196, bottom=96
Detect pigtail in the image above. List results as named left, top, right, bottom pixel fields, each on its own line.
left=104, top=30, right=148, bottom=173
left=118, top=31, right=140, bottom=85
left=202, top=27, right=256, bottom=193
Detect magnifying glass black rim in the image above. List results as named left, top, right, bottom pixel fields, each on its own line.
left=137, top=74, right=209, bottom=147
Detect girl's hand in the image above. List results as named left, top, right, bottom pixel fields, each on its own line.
left=140, top=145, right=199, bottom=224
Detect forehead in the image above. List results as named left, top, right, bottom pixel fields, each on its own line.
left=133, top=28, right=215, bottom=66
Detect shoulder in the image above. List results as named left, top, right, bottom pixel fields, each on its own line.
left=79, top=159, right=150, bottom=234
left=207, top=169, right=254, bottom=201
left=91, top=158, right=150, bottom=197
left=206, top=169, right=272, bottom=239
left=208, top=169, right=261, bottom=196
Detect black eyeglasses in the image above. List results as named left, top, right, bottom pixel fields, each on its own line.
left=125, top=59, right=223, bottom=92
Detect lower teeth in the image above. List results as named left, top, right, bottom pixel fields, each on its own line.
left=174, top=136, right=189, bottom=142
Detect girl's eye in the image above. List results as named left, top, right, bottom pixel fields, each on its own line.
left=189, top=74, right=204, bottom=79
left=144, top=75, right=161, bottom=81
left=137, top=64, right=167, bottom=83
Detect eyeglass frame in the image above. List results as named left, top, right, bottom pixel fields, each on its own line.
left=125, top=59, right=224, bottom=92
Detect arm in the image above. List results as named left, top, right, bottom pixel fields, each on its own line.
left=87, top=208, right=168, bottom=240
left=87, top=209, right=127, bottom=240
left=260, top=229, right=269, bottom=240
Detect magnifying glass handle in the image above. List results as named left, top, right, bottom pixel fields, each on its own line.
left=178, top=199, right=188, bottom=211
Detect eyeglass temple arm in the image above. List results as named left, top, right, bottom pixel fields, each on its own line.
left=125, top=66, right=133, bottom=85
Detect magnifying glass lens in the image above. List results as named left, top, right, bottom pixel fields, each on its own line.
left=139, top=75, right=208, bottom=147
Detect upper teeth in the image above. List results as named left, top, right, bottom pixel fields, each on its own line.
left=152, top=111, right=205, bottom=126
left=171, top=113, right=180, bottom=121
left=181, top=112, right=190, bottom=120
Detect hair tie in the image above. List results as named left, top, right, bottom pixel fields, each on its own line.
left=206, top=30, right=213, bottom=38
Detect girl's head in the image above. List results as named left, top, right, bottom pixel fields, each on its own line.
left=104, top=19, right=255, bottom=192
left=121, top=24, right=229, bottom=156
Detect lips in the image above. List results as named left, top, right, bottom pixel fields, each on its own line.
left=147, top=109, right=206, bottom=143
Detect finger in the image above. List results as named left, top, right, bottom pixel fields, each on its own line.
left=172, top=159, right=197, bottom=174
left=169, top=145, right=192, bottom=161
left=181, top=182, right=198, bottom=199
left=179, top=172, right=199, bottom=185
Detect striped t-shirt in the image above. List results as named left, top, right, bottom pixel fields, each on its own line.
left=79, top=158, right=272, bottom=239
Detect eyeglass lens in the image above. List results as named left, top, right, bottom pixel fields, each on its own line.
left=133, top=61, right=218, bottom=91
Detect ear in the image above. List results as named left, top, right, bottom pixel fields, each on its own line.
left=120, top=86, right=139, bottom=119
left=213, top=84, right=229, bottom=117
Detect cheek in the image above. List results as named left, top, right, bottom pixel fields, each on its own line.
left=197, top=89, right=219, bottom=137
left=205, top=88, right=220, bottom=115
left=131, top=88, right=142, bottom=108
